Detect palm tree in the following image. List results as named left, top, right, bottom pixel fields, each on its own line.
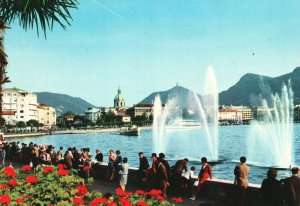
left=0, top=0, right=78, bottom=128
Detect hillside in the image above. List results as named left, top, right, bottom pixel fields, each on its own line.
left=139, top=85, right=201, bottom=107
left=219, top=67, right=300, bottom=106
left=36, top=92, right=96, bottom=115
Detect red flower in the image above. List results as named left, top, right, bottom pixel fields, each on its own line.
left=172, top=197, right=183, bottom=203
left=43, top=166, right=54, bottom=174
left=57, top=169, right=70, bottom=176
left=26, top=176, right=38, bottom=184
left=57, top=164, right=66, bottom=170
left=107, top=202, right=117, bottom=206
left=77, top=185, right=88, bottom=196
left=8, top=179, right=18, bottom=187
left=48, top=204, right=54, bottom=206
left=16, top=197, right=24, bottom=204
left=135, top=190, right=145, bottom=195
left=83, top=165, right=92, bottom=171
left=156, top=195, right=166, bottom=201
left=115, top=188, right=132, bottom=197
left=149, top=189, right=162, bottom=197
left=3, top=167, right=16, bottom=177
left=73, top=197, right=85, bottom=205
left=0, top=184, right=9, bottom=190
left=136, top=200, right=150, bottom=206
left=119, top=198, right=132, bottom=206
left=90, top=197, right=107, bottom=206
left=0, top=194, right=11, bottom=204
left=21, top=165, right=31, bottom=172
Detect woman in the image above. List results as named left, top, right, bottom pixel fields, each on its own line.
left=119, top=157, right=129, bottom=191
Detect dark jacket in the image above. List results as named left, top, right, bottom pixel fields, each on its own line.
left=283, top=176, right=300, bottom=206
left=174, top=159, right=188, bottom=175
left=139, top=156, right=150, bottom=171
left=261, top=177, right=283, bottom=206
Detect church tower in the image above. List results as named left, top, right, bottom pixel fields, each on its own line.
left=114, top=87, right=126, bottom=108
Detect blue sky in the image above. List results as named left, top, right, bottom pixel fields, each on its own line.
left=4, top=0, right=300, bottom=107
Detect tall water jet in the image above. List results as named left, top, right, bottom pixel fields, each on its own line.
left=193, top=66, right=219, bottom=161
left=248, top=81, right=294, bottom=168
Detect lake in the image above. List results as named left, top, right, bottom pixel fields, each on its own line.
left=8, top=124, right=300, bottom=184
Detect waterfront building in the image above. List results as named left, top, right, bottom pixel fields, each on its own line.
left=37, top=104, right=57, bottom=127
left=114, top=87, right=126, bottom=109
left=2, top=87, right=38, bottom=125
left=85, top=107, right=102, bottom=123
left=127, top=104, right=156, bottom=117
left=219, top=109, right=243, bottom=121
left=219, top=105, right=253, bottom=121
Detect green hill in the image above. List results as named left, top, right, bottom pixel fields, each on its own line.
left=219, top=67, right=300, bottom=106
left=36, top=92, right=96, bottom=115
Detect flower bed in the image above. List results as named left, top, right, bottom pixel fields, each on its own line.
left=0, top=165, right=183, bottom=205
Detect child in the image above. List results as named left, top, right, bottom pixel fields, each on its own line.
left=182, top=166, right=197, bottom=188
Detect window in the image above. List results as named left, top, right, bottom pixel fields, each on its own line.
left=7, top=93, right=11, bottom=96
left=20, top=110, right=24, bottom=113
left=20, top=116, right=24, bottom=118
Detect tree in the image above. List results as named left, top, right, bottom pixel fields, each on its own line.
left=0, top=0, right=78, bottom=129
left=26, top=119, right=40, bottom=127
left=16, top=121, right=26, bottom=128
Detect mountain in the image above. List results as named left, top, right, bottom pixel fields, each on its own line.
left=36, top=92, right=96, bottom=115
left=219, top=67, right=300, bottom=106
left=139, top=85, right=201, bottom=107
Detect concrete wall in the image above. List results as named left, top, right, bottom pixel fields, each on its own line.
left=93, top=164, right=261, bottom=206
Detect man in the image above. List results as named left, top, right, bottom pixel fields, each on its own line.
left=138, top=152, right=150, bottom=181
left=95, top=149, right=103, bottom=164
left=283, top=167, right=300, bottom=206
left=191, top=157, right=212, bottom=200
left=39, top=146, right=51, bottom=165
left=173, top=158, right=189, bottom=188
left=234, top=156, right=250, bottom=206
left=56, top=147, right=64, bottom=164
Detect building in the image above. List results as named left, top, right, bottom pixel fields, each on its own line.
left=37, top=104, right=56, bottom=127
left=2, top=87, right=38, bottom=125
left=219, top=105, right=253, bottom=121
left=114, top=87, right=126, bottom=109
left=85, top=107, right=102, bottom=123
left=219, top=109, right=243, bottom=121
left=127, top=104, right=154, bottom=117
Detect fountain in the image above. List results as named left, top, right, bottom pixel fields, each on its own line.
left=247, top=81, right=294, bottom=168
left=152, top=66, right=219, bottom=161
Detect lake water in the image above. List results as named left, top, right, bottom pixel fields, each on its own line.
left=8, top=124, right=300, bottom=184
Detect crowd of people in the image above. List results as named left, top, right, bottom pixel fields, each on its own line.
left=1, top=137, right=300, bottom=206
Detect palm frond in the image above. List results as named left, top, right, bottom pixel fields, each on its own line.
left=0, top=0, right=78, bottom=37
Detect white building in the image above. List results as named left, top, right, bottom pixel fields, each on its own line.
left=2, top=88, right=38, bottom=125
left=85, top=107, right=102, bottom=123
left=37, top=104, right=57, bottom=127
left=219, top=105, right=253, bottom=120
left=219, top=109, right=243, bottom=121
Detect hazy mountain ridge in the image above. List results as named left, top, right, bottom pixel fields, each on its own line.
left=36, top=92, right=96, bottom=115
left=219, top=67, right=300, bottom=106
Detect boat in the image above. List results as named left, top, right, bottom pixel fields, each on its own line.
left=165, top=119, right=201, bottom=130
left=119, top=125, right=141, bottom=136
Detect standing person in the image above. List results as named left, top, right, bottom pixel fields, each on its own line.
left=138, top=152, right=150, bottom=181
left=109, top=150, right=122, bottom=181
left=119, top=157, right=129, bottom=191
left=152, top=153, right=169, bottom=198
left=261, top=168, right=283, bottom=206
left=107, top=149, right=116, bottom=180
left=190, top=157, right=212, bottom=200
left=56, top=147, right=64, bottom=164
left=0, top=142, right=6, bottom=167
left=95, top=149, right=103, bottom=164
left=282, top=167, right=300, bottom=206
left=158, top=153, right=171, bottom=177
left=64, top=150, right=73, bottom=169
left=234, top=156, right=250, bottom=206
left=39, top=146, right=51, bottom=165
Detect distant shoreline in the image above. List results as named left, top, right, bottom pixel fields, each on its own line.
left=4, top=126, right=152, bottom=139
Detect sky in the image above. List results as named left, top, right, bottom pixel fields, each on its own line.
left=4, top=0, right=300, bottom=107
